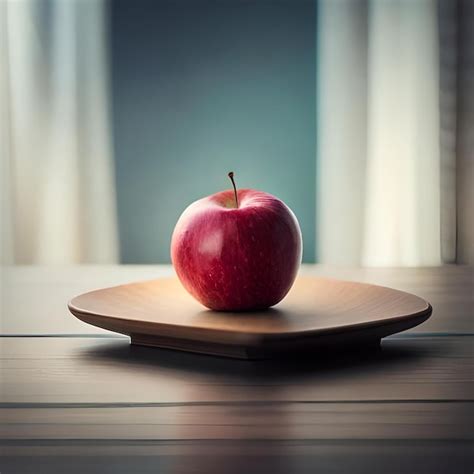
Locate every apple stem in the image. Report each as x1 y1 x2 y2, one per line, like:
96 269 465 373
227 171 239 208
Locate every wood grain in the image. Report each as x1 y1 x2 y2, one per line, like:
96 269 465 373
1 336 473 473
1 337 472 404
1 403 472 441
68 276 431 358
1 441 472 474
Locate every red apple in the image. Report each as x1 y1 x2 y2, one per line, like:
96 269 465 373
171 173 302 311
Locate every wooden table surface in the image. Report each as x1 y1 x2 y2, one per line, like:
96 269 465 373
1 265 473 473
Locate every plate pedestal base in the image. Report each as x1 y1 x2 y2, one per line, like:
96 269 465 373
130 332 382 360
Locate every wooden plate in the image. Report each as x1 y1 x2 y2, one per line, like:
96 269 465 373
68 276 432 359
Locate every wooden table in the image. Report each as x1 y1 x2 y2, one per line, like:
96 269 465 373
1 265 473 473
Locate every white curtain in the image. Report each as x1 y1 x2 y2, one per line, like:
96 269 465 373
317 0 442 266
0 0 118 264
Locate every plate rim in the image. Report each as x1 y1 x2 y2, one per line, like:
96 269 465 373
68 276 432 343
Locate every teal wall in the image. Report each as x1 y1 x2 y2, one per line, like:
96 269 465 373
111 0 316 263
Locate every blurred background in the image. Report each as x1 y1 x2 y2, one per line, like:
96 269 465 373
1 0 473 267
